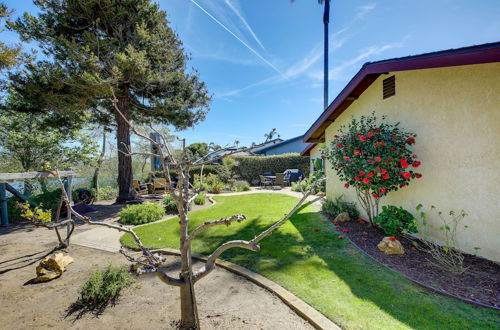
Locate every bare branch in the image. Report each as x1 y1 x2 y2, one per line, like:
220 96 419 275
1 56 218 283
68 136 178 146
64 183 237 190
187 214 246 243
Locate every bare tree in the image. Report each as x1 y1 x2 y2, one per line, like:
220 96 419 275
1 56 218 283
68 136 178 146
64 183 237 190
46 94 324 329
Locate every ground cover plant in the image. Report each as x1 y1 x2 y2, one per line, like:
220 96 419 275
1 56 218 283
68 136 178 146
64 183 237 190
119 203 165 225
121 193 499 329
67 264 134 318
321 195 359 219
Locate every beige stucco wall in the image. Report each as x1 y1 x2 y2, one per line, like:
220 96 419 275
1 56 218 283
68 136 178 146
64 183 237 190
323 62 500 262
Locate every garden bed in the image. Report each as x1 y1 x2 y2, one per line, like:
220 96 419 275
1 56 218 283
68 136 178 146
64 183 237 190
327 214 500 310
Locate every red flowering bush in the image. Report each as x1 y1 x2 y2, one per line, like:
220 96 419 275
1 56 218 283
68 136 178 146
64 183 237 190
323 112 422 225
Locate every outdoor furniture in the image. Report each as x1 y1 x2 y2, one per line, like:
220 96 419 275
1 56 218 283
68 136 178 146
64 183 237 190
259 175 273 189
284 169 305 183
274 173 288 188
149 178 167 194
133 179 148 195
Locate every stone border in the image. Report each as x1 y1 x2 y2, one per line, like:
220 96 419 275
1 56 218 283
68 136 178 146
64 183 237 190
152 248 340 330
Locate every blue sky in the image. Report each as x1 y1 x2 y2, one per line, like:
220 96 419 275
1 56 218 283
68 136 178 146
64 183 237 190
3 0 500 147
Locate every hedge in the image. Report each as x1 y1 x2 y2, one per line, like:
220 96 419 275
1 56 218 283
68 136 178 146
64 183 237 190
232 153 310 184
147 165 220 183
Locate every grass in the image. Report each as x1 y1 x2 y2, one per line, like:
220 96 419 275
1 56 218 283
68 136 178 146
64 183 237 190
121 193 500 329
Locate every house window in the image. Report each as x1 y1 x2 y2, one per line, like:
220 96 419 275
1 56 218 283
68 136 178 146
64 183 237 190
311 158 323 173
383 75 395 99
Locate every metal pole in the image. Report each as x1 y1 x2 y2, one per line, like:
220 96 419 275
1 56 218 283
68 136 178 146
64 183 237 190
0 183 8 225
323 0 330 111
64 176 73 221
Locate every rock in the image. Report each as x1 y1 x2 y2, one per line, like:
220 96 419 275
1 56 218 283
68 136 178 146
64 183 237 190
35 253 74 282
377 237 405 255
334 212 350 223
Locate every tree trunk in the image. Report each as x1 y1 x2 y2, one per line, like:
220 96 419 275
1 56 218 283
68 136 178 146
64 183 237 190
92 130 106 198
115 93 138 203
179 274 200 329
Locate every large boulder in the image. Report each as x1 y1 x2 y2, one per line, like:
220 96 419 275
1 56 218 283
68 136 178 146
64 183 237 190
377 237 404 255
334 212 350 223
35 253 74 282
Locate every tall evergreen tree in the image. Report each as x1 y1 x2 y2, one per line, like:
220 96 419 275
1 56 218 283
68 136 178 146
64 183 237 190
10 0 211 202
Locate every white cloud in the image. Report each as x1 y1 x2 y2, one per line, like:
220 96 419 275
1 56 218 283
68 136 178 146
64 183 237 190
223 0 266 51
356 3 376 20
191 0 282 75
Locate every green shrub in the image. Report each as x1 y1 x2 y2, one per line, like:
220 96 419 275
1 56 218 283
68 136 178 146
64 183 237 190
147 165 220 183
234 184 250 192
291 173 325 194
163 194 178 212
194 192 206 205
194 173 225 194
233 153 309 184
79 264 133 306
322 195 360 219
119 202 165 225
373 205 418 236
96 186 118 201
7 188 62 220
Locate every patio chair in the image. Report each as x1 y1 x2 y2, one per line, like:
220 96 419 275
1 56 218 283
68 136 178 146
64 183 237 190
133 180 148 195
149 178 167 194
274 173 288 189
259 175 273 189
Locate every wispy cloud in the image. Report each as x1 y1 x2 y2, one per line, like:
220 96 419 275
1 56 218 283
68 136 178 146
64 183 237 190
309 40 405 81
190 0 282 75
356 3 376 20
223 0 265 51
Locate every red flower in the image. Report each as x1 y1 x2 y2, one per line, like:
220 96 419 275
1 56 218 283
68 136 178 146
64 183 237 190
367 172 374 177
369 159 375 164
359 171 365 176
372 193 379 198
389 237 396 241
367 131 374 137
400 183 407 187
338 236 343 239
362 178 371 184
353 149 361 156
344 183 350 188
342 228 349 233
412 161 421 168
359 135 367 141
392 134 398 139
400 159 409 168
379 187 387 194
382 174 390 179
415 173 423 178
375 156 382 162
314 228 319 232
334 135 339 139
402 172 411 179
324 230 329 233
406 137 415 144
336 142 342 148
375 167 381 172
354 176 361 181
381 169 387 174
375 127 380 132
412 154 418 158
344 156 350 161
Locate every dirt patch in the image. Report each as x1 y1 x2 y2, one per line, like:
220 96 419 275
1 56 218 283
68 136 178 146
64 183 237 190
327 213 500 309
0 223 313 329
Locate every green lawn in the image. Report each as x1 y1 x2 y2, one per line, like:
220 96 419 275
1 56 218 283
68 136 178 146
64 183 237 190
121 193 499 329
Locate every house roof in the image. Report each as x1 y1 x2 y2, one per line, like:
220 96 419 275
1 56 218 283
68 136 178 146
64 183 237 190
255 135 305 154
304 41 500 143
300 143 316 156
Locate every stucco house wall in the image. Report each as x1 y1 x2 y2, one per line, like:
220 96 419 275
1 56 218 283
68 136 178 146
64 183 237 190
322 62 500 262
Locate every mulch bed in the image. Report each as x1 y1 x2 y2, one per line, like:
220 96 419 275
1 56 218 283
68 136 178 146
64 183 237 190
325 213 500 310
